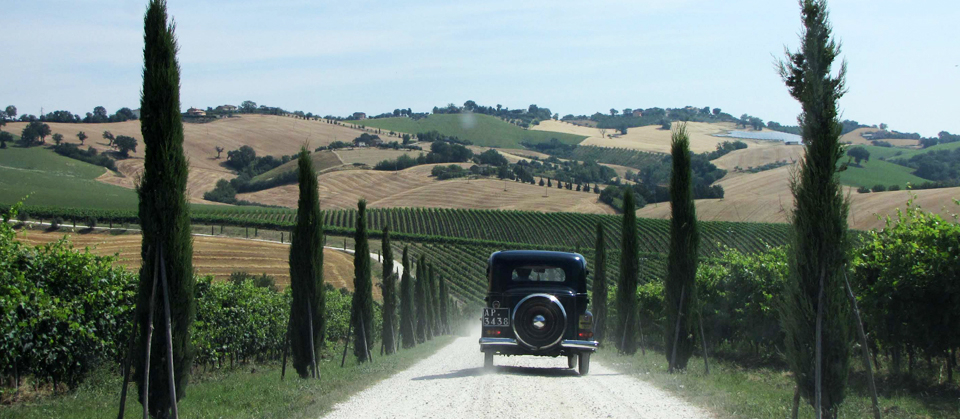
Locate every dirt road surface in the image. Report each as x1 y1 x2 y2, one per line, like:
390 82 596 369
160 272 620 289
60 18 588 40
321 331 713 419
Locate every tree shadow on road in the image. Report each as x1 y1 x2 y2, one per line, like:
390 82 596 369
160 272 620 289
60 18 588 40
412 366 584 381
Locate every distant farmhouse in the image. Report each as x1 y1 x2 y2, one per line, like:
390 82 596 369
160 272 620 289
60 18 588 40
352 112 367 120
216 104 238 112
186 107 206 116
632 109 643 117
353 133 382 147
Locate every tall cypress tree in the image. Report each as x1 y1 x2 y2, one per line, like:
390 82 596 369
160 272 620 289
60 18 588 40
288 148 325 378
591 222 608 344
399 246 416 348
351 200 374 362
438 275 449 335
381 225 396 354
134 1 195 415
779 1 851 417
666 124 699 371
615 189 639 354
414 255 427 343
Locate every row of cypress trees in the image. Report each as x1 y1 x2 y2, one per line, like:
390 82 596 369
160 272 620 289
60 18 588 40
593 2 854 417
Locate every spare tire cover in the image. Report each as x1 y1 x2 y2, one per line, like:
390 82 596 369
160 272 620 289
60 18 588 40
512 294 566 349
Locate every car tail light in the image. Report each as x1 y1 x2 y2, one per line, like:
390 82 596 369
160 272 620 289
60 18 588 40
578 331 593 339
484 329 503 337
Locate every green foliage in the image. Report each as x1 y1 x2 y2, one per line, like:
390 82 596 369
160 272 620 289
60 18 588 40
134 1 196 414
113 135 138 158
427 264 438 337
846 146 870 164
192 277 288 368
615 189 639 354
381 225 397 354
20 121 51 146
289 148 325 377
399 246 416 348
0 216 137 389
351 200 374 362
665 125 699 370
853 198 960 376
438 274 449 334
54 143 117 171
0 131 12 148
591 222 608 343
778 1 852 416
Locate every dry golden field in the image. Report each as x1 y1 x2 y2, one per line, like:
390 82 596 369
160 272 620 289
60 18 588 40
533 120 755 154
334 148 424 166
2 115 373 200
841 127 921 147
711 143 805 172
635 165 960 231
13 230 378 298
238 163 613 214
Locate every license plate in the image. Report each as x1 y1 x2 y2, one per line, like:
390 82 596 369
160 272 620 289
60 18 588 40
483 308 510 327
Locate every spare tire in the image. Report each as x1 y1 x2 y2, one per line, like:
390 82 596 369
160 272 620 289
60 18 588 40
512 294 566 350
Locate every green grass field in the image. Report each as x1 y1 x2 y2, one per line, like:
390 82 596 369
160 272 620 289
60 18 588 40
252 150 343 182
0 146 139 209
838 159 927 188
346 114 586 148
596 348 955 419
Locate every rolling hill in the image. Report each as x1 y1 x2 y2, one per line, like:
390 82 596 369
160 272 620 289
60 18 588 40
238 163 613 214
346 114 587 148
1 114 375 202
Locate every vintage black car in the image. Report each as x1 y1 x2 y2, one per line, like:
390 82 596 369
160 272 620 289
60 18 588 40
479 250 597 375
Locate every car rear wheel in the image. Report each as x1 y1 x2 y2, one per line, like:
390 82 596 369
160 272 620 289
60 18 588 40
513 294 566 350
578 353 590 375
567 355 577 369
484 352 494 369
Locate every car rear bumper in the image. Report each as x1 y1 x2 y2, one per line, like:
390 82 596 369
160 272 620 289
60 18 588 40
479 337 598 352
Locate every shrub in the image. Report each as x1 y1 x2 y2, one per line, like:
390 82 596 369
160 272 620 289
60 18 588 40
85 216 97 229
50 216 63 230
856 186 870 193
871 184 887 192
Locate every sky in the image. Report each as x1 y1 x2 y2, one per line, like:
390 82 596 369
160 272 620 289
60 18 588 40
1 0 958 136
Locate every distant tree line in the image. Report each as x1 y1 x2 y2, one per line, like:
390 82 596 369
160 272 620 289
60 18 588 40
893 147 960 182
203 145 300 204
373 141 473 171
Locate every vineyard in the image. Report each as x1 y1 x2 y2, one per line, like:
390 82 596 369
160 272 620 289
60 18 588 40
6 205 790 257
5 204 789 305
564 145 667 171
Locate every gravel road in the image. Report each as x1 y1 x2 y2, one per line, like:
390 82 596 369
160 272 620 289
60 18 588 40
321 331 713 419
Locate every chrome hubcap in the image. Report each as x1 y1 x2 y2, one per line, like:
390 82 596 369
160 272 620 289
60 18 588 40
532 315 546 330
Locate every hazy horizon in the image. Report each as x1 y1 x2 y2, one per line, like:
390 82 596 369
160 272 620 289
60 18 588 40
2 0 957 136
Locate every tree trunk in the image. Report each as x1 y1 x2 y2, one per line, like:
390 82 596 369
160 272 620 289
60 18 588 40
815 267 826 419
280 315 290 381
341 320 353 368
670 285 686 373
843 273 881 419
158 248 180 419
307 300 318 379
792 385 800 419
698 310 710 375
142 253 161 419
117 312 139 419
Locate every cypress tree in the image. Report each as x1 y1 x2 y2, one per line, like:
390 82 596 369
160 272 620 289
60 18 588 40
665 124 698 371
289 148 325 378
414 255 427 343
134 1 195 415
591 222 608 344
381 224 396 355
399 246 416 348
779 1 851 417
424 264 435 340
615 189 639 354
428 264 440 337
438 275 449 334
352 200 374 362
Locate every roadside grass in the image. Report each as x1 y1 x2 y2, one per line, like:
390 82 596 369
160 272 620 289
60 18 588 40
0 335 455 419
346 114 586 148
596 347 958 419
838 159 927 189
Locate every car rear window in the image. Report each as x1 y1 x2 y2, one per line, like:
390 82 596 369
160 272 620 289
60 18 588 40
510 266 566 282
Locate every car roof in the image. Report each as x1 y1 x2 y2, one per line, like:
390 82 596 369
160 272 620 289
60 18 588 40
488 250 586 266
